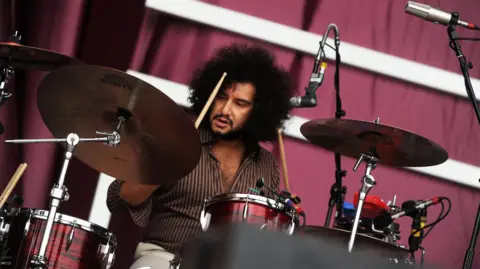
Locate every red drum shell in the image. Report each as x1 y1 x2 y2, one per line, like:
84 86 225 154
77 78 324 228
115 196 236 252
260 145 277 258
204 193 294 232
0 209 116 269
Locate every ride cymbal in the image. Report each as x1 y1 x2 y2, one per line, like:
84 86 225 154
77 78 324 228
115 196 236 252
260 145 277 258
300 118 448 167
0 42 82 71
37 65 202 185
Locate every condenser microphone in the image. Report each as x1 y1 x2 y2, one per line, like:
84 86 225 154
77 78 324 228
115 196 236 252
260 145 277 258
405 1 480 30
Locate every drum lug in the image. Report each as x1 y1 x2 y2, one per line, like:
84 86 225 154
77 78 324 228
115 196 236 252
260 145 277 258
24 213 32 237
0 217 10 242
103 252 115 269
200 199 211 231
287 218 295 235
98 233 116 269
242 195 251 221
66 220 77 251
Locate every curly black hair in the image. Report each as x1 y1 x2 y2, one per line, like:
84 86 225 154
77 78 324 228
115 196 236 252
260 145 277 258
188 44 293 142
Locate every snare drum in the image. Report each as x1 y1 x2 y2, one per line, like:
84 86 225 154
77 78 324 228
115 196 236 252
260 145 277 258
200 193 297 234
0 208 116 269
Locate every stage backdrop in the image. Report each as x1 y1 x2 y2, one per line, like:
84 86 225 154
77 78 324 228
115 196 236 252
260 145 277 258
0 1 479 269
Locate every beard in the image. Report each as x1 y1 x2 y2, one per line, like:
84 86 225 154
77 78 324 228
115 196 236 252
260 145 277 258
210 114 249 141
215 128 246 140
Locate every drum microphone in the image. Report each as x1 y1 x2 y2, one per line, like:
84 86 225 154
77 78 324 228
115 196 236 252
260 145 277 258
373 197 443 229
255 178 305 216
279 190 305 216
405 1 480 30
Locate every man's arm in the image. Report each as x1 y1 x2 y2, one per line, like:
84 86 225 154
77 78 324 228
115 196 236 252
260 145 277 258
106 179 160 227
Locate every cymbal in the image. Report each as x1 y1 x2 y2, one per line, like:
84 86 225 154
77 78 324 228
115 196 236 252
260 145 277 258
298 226 410 259
37 65 202 185
0 42 82 71
300 118 448 167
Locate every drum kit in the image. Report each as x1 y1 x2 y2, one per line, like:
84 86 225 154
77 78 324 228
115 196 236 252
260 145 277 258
0 31 452 269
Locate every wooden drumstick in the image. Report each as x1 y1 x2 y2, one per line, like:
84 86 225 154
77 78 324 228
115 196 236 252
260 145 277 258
277 128 290 192
0 163 27 209
194 72 227 129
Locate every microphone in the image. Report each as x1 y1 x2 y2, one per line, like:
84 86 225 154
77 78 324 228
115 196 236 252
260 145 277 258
289 62 326 108
279 190 305 216
256 178 305 216
374 197 442 229
405 1 480 30
290 24 340 108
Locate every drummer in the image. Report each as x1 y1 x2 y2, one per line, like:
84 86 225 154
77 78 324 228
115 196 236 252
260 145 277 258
106 44 294 269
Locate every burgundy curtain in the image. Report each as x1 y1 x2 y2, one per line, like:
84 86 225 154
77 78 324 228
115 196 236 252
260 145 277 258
1 1 479 269
0 0 146 266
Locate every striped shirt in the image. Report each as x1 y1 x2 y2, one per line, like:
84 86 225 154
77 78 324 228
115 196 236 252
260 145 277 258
106 128 280 254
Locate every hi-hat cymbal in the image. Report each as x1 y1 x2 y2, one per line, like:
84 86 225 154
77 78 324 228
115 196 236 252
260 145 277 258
0 42 82 71
37 65 202 185
300 118 448 167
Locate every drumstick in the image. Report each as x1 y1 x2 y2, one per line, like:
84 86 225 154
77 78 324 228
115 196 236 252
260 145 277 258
194 72 227 129
277 128 290 192
0 163 27 209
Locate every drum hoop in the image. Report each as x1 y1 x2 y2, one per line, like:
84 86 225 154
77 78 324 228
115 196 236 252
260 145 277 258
14 208 117 244
205 193 284 210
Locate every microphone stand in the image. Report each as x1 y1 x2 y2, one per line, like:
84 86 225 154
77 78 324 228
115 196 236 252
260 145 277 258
323 24 347 228
447 12 480 269
447 13 480 124
462 203 480 269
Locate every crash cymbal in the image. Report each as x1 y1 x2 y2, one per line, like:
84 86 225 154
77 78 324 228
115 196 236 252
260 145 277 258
300 118 448 167
37 65 202 185
0 42 82 71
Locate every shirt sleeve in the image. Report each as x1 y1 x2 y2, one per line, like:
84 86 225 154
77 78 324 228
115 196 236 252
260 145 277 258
106 179 152 227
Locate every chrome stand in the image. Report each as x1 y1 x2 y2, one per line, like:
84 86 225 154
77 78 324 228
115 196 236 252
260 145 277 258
0 60 14 136
0 31 22 135
5 131 120 268
348 153 378 253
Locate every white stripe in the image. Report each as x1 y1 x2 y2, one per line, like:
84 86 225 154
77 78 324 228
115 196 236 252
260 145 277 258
126 69 480 190
88 173 115 228
145 0 480 100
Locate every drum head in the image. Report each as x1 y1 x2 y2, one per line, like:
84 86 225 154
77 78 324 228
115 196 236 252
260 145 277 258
299 226 410 259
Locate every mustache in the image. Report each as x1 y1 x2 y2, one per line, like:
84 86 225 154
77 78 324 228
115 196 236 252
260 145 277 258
213 114 233 126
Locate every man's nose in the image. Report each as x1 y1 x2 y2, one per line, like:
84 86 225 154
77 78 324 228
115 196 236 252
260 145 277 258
221 100 233 115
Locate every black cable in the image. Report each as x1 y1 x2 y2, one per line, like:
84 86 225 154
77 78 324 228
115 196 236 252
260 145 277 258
408 197 451 243
423 200 445 238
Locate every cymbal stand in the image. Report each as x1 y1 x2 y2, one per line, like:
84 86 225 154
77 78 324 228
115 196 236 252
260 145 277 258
5 131 120 268
347 153 378 253
0 64 13 135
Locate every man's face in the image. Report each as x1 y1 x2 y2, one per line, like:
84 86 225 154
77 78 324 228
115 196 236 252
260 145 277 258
209 82 256 137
